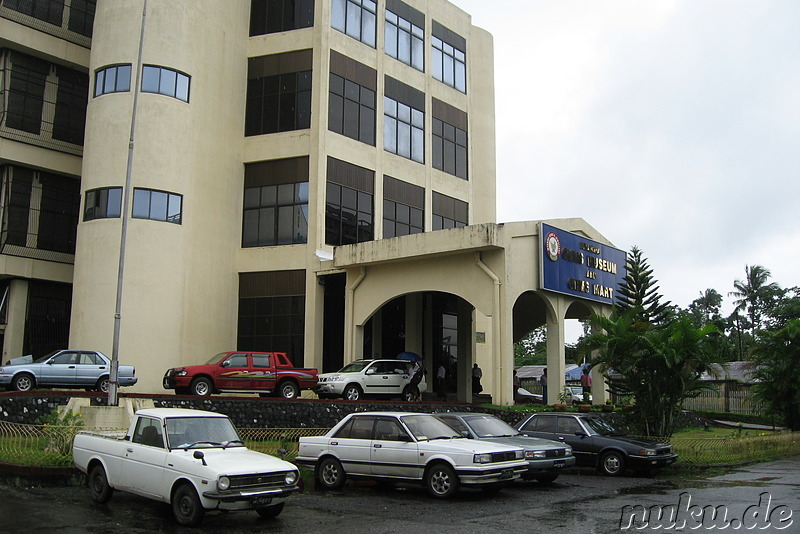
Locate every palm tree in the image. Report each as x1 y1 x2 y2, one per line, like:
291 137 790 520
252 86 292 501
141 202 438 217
729 265 781 333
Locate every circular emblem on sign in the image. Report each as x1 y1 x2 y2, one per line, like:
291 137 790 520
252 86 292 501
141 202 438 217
545 232 561 261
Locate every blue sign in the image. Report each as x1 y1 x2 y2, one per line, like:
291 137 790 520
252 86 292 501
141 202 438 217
540 223 627 305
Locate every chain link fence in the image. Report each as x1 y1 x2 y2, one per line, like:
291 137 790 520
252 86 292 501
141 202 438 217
668 432 800 467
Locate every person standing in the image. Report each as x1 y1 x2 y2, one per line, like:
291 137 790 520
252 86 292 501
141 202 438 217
541 368 548 404
437 362 447 400
472 363 483 394
580 367 592 403
513 369 521 404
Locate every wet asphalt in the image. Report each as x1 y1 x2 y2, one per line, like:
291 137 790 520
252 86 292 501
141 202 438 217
1 459 798 533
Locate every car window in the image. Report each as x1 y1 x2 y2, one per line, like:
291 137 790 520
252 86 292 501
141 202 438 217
557 416 582 435
436 415 469 435
51 352 78 365
465 416 518 438
374 418 410 441
401 415 460 441
224 353 248 367
339 361 370 373
524 415 556 433
132 417 164 448
78 353 102 365
333 416 374 439
252 354 271 367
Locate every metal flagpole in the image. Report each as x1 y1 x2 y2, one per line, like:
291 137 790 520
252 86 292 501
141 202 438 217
109 0 148 406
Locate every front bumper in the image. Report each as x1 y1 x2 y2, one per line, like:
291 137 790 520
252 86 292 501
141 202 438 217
202 485 300 510
455 462 529 485
314 382 345 395
627 453 678 469
163 372 191 390
524 455 577 474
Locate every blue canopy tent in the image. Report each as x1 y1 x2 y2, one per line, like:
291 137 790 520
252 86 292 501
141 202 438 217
396 351 422 362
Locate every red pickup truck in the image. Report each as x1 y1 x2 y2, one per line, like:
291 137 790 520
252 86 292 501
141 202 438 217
162 352 318 398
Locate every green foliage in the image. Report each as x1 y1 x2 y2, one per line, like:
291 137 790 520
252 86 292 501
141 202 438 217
36 409 84 427
615 246 672 325
583 307 720 438
729 265 781 334
750 319 800 430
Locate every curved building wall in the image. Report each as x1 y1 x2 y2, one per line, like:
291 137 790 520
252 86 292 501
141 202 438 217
71 0 249 390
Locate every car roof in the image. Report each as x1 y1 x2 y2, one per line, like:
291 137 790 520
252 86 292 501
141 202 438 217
433 412 498 418
135 408 227 419
353 359 412 363
346 411 427 417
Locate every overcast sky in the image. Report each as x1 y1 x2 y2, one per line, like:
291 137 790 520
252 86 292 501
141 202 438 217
450 0 799 317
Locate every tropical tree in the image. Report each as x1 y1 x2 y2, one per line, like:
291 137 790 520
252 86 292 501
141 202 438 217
751 319 800 430
615 246 672 325
583 309 718 437
514 326 547 366
688 289 723 326
729 265 781 334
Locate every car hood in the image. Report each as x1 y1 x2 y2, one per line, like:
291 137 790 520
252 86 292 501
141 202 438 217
476 435 567 451
593 434 669 448
170 447 297 476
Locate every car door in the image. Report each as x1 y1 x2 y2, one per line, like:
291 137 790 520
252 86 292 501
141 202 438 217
215 352 250 390
328 416 374 476
554 416 596 465
75 351 108 387
363 361 404 396
121 416 168 498
37 351 79 386
370 416 421 479
250 353 277 392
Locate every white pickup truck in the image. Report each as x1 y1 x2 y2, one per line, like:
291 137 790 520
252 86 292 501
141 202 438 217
72 408 300 526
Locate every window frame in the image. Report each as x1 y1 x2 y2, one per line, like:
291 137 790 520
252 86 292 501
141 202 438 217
84 186 122 221
331 0 377 48
141 65 191 102
94 64 132 97
131 187 183 224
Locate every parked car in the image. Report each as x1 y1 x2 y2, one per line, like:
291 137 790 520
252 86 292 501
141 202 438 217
163 351 318 398
432 412 575 482
565 386 591 404
73 408 299 526
296 412 528 498
315 359 427 401
515 412 677 476
0 350 137 392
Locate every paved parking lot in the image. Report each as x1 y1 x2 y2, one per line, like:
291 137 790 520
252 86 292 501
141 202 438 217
2 459 798 533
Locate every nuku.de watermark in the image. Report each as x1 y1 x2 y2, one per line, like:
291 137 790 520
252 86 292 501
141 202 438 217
619 492 793 530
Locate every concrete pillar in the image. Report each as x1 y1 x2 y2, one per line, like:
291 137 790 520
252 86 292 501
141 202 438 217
371 308 383 359
456 299 472 402
546 312 566 404
404 293 423 355
3 280 29 363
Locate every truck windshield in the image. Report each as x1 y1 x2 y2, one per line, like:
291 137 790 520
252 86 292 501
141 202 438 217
166 416 243 449
205 352 230 365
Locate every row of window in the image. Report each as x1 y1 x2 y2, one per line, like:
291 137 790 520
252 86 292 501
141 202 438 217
83 187 182 225
94 64 190 102
331 0 467 93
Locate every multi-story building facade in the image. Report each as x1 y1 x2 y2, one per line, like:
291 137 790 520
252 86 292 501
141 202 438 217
1 0 620 404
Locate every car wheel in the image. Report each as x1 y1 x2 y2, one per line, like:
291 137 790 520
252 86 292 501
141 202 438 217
342 384 362 401
599 451 626 476
402 386 418 402
535 473 559 483
190 377 213 396
12 373 34 392
88 464 113 504
256 502 285 519
316 457 346 490
425 463 459 498
277 380 299 399
172 483 205 527
95 377 110 393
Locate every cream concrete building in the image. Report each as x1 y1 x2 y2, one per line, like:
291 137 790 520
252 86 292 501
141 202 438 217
1 0 622 404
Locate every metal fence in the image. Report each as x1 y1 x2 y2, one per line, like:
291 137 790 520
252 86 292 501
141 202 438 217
0 421 329 467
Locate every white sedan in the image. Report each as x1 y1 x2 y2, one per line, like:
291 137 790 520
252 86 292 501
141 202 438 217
296 412 528 498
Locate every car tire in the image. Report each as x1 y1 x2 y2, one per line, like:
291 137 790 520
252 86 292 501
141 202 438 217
95 377 110 393
256 502 285 519
277 380 299 399
190 377 213 396
12 373 34 392
599 450 626 476
425 463 459 499
88 464 113 504
172 483 205 527
316 456 346 490
342 384 362 401
402 386 418 402
535 473 559 483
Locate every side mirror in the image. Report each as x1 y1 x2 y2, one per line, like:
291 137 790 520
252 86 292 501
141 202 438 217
460 430 470 438
193 450 207 466
575 430 587 437
221 360 230 368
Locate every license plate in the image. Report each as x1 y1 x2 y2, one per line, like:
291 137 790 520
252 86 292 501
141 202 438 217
252 496 272 507
499 469 513 480
554 460 566 468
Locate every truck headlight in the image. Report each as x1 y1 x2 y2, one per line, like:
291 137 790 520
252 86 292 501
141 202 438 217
285 471 298 485
473 453 492 464
217 476 230 491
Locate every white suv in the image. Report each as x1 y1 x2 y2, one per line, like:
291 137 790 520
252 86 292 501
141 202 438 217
315 359 427 401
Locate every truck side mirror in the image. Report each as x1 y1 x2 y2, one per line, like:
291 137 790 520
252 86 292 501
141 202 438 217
193 450 207 466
